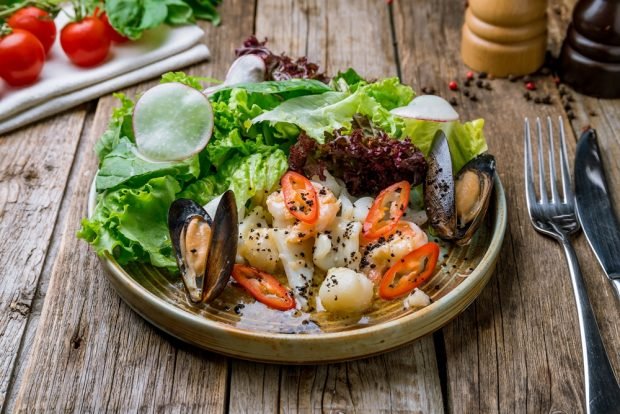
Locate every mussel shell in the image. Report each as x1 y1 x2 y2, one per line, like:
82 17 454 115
454 153 496 246
424 130 457 239
168 199 213 302
168 193 238 304
202 190 238 303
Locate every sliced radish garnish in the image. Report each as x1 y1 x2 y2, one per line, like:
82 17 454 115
225 54 266 85
204 54 266 95
391 95 459 122
133 83 214 162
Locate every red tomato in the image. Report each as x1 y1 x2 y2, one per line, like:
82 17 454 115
232 264 296 311
100 12 129 43
379 242 440 300
363 181 411 240
60 17 111 67
0 29 45 87
7 6 56 54
281 171 319 224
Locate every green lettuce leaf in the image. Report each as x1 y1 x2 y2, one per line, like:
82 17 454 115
402 118 488 172
178 174 223 205
212 79 332 102
180 149 288 211
95 93 135 162
330 68 366 92
252 78 413 143
78 176 181 270
160 71 221 90
96 138 200 191
224 150 289 210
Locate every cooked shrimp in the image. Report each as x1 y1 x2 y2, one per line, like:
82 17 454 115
360 220 428 282
266 183 340 243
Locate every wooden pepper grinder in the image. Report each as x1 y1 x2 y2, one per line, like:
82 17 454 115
461 0 548 77
559 0 620 98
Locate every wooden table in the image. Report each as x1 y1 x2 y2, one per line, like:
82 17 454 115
1 0 619 412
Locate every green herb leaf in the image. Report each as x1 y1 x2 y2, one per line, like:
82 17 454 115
104 0 221 40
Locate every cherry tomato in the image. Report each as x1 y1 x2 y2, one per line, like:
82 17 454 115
100 12 129 43
281 171 319 224
0 29 45 87
232 264 296 311
7 6 56 54
60 17 110 67
379 242 440 300
363 181 411 240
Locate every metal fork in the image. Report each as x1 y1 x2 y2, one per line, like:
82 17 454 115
524 117 620 414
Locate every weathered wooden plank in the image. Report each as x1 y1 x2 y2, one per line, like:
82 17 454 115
394 0 620 413
2 105 97 414
277 340 444 414
0 106 90 410
229 1 443 413
12 1 254 411
547 0 620 385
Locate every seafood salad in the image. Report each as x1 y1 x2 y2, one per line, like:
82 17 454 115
79 37 495 323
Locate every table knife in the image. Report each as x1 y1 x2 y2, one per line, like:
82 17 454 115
574 128 620 301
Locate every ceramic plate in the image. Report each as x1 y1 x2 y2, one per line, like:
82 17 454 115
90 175 507 364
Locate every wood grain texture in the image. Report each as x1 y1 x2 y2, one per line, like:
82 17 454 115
226 1 443 413
0 108 89 410
547 0 620 387
12 2 254 411
2 105 97 414
394 0 620 413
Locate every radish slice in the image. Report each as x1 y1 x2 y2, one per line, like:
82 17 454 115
391 95 459 122
204 54 266 95
133 83 214 162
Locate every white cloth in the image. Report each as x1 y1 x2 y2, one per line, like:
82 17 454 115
0 10 210 135
0 44 210 135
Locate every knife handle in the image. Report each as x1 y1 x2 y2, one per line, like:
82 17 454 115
560 238 620 413
612 278 620 303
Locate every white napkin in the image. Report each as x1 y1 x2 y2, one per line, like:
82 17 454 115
0 44 210 135
0 9 210 135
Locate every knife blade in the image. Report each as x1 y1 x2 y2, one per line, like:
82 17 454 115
574 128 620 301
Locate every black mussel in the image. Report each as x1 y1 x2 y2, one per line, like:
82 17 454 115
423 130 496 245
454 154 495 245
424 130 456 239
168 191 238 303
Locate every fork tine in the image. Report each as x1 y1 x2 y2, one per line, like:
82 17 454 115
558 116 573 202
524 118 537 206
547 117 560 203
536 118 548 203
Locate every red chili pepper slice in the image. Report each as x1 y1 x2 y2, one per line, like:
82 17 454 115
379 242 440 300
363 181 410 240
232 264 296 311
281 171 319 224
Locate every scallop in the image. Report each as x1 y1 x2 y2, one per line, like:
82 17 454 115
318 268 374 313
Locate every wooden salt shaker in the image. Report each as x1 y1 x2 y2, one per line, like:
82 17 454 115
461 0 548 77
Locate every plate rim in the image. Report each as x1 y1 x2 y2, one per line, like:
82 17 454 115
89 173 507 359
